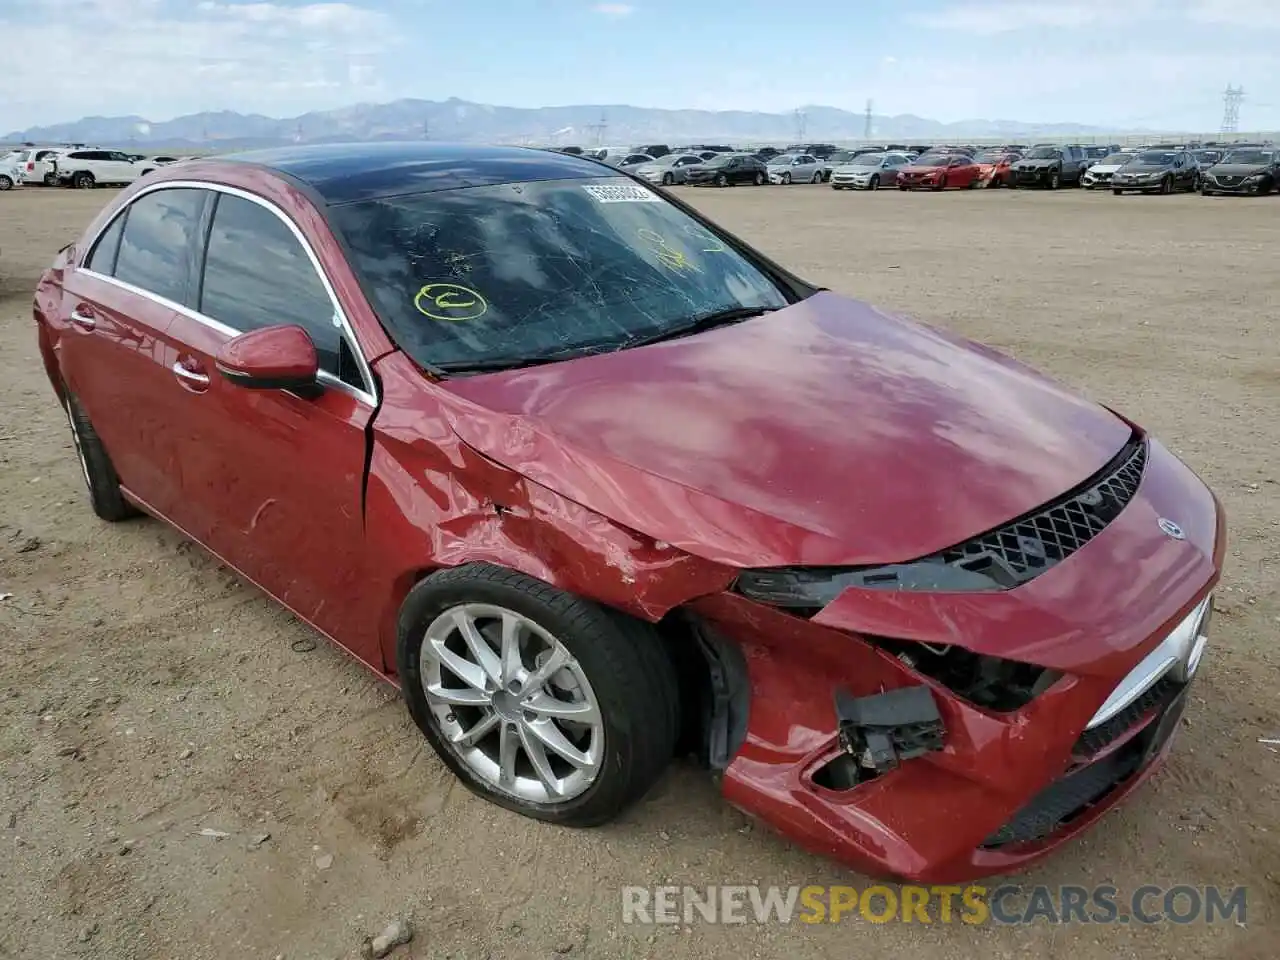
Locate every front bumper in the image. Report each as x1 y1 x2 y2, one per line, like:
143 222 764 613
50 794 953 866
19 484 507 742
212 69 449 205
1013 168 1056 185
692 436 1223 882
1202 177 1267 194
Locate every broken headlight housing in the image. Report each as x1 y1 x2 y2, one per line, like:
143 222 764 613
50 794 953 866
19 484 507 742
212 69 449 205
864 635 1060 712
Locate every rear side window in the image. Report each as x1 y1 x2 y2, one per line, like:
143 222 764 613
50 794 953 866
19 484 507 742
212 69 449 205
114 188 207 304
198 193 341 373
86 212 126 274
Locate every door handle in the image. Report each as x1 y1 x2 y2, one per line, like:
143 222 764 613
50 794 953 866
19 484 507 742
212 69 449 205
172 361 210 388
70 305 96 330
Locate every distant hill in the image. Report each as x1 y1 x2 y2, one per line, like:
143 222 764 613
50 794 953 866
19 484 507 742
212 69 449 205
2 98 1133 150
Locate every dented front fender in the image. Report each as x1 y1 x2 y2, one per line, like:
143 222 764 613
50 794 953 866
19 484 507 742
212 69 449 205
365 353 737 674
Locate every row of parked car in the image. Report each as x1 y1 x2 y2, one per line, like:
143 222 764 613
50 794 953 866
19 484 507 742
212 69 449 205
0 145 192 190
562 139 1280 197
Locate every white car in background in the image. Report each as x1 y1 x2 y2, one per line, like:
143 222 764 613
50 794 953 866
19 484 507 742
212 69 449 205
9 147 61 185
0 152 25 190
51 148 159 188
1081 151 1137 189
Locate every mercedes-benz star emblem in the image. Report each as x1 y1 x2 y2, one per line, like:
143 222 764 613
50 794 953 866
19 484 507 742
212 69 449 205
1158 518 1185 540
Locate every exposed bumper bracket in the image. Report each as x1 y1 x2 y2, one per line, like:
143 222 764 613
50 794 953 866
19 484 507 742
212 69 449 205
835 686 945 776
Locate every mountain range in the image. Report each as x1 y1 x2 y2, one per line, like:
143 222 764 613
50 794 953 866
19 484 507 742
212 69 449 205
2 98 1132 150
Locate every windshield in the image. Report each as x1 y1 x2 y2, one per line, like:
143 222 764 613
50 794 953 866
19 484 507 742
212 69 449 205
1025 147 1061 159
1099 153 1131 165
703 154 735 166
849 153 885 166
769 154 798 164
1135 152 1176 164
912 153 949 165
826 152 855 164
330 178 790 371
1222 150 1271 165
974 150 1011 162
649 154 686 166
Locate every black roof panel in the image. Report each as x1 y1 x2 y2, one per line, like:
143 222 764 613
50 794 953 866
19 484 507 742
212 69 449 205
222 142 615 205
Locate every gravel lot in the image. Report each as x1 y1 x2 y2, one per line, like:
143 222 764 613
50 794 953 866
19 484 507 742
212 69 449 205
1 183 1276 960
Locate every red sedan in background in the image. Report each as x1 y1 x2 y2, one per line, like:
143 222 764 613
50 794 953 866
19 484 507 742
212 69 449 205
33 143 1224 882
973 148 1023 187
897 151 984 190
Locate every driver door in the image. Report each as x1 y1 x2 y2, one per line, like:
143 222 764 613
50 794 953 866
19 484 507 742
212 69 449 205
159 187 380 658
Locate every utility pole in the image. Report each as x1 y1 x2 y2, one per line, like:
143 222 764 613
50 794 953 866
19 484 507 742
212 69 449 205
1220 85 1244 135
864 99 873 140
422 119 430 140
794 107 807 142
585 111 608 147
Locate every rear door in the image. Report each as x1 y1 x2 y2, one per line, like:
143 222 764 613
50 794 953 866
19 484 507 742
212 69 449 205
56 187 210 514
158 187 378 656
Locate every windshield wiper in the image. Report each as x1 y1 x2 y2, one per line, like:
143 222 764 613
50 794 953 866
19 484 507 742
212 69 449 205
434 306 780 375
621 306 778 348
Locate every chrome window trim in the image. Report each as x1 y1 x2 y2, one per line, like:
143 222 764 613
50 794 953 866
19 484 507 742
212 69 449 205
77 179 378 407
1084 595 1212 729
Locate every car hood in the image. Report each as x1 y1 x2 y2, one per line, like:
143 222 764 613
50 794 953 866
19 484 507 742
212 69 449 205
1117 163 1172 174
901 163 946 172
1014 158 1060 167
834 164 878 173
1208 162 1270 176
436 292 1132 570
1088 163 1128 174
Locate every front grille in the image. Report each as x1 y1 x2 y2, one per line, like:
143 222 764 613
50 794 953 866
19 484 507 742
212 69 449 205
934 436 1146 586
1075 674 1182 756
1216 176 1241 185
1093 171 1113 181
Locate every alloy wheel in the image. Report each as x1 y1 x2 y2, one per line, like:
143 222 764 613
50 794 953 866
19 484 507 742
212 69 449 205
419 603 604 805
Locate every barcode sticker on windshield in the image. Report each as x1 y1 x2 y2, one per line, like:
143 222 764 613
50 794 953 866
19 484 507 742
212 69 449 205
582 184 662 203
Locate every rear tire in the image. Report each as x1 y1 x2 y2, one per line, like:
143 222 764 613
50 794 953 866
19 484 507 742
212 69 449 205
1113 189 1123 195
753 171 765 185
715 173 728 187
64 391 139 522
396 564 680 827
0 175 12 191
73 172 94 189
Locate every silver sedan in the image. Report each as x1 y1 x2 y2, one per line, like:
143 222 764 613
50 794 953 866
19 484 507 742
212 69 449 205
633 153 705 186
766 154 824 184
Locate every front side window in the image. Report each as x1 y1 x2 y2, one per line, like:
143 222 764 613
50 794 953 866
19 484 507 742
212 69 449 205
113 188 207 304
198 193 341 373
86 212 126 274
330 177 791 372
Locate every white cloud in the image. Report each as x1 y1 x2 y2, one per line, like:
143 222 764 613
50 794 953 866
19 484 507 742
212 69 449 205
591 3 635 16
1 0 394 132
1187 0 1280 29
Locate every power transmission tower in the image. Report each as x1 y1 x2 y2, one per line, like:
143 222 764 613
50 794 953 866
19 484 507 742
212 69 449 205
586 111 608 147
864 99 873 140
1220 85 1244 135
794 108 807 142
422 119 430 140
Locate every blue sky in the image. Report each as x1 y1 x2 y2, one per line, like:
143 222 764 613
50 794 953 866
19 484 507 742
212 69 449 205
3 0 1278 133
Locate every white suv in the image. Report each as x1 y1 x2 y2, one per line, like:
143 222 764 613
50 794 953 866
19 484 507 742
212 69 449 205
52 149 158 188
11 147 62 185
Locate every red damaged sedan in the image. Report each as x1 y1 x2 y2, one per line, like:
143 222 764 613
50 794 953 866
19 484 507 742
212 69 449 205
972 148 1022 187
896 150 983 190
34 144 1223 882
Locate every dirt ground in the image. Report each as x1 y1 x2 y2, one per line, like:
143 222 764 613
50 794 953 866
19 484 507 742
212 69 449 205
1 183 1276 960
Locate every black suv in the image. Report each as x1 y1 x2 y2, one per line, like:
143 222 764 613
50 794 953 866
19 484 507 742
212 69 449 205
1010 144 1089 188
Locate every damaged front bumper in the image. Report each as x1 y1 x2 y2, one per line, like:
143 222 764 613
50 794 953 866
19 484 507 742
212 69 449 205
682 437 1223 883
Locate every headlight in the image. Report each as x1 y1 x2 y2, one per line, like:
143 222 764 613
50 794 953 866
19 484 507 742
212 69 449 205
1244 174 1263 183
865 636 1060 712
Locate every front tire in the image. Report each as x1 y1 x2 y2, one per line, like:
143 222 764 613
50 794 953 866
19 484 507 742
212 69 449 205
812 170 823 184
781 172 792 185
715 173 728 187
1160 175 1173 194
73 172 94 189
1049 170 1061 189
396 564 680 827
64 392 138 522
869 174 880 191
662 173 674 186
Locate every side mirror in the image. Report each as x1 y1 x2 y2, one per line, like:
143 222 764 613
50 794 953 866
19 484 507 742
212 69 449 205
215 324 320 394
